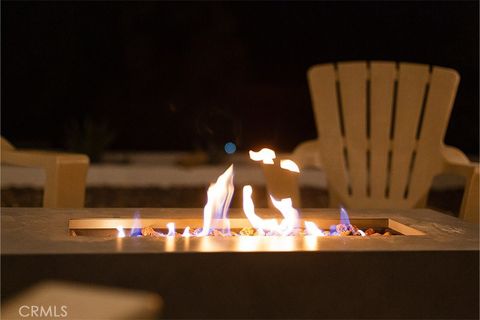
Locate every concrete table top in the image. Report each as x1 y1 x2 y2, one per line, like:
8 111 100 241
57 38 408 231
2 207 478 254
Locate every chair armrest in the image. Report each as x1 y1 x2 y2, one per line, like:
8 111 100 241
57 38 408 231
1 149 89 208
442 145 472 174
441 145 479 222
2 149 88 168
1 137 14 150
291 139 323 169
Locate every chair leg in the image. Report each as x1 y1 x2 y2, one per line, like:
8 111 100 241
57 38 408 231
328 189 342 208
263 164 301 209
415 193 429 209
43 161 89 208
459 167 479 223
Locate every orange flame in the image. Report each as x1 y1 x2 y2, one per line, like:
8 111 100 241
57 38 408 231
249 148 276 164
116 226 126 238
280 159 300 173
166 222 176 237
270 196 299 236
243 185 299 236
242 185 280 232
304 221 325 236
182 226 191 237
198 165 234 236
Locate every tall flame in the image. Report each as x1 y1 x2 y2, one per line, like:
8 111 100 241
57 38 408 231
242 185 279 232
197 165 234 236
280 159 300 173
242 185 299 236
249 148 276 164
270 196 299 236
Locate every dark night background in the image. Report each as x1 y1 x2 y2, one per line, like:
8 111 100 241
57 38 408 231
2 1 478 156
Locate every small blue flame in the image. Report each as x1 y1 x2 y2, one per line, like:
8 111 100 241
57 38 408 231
340 207 350 225
193 228 204 236
130 211 142 237
330 225 338 236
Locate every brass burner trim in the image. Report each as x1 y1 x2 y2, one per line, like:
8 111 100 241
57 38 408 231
69 217 426 236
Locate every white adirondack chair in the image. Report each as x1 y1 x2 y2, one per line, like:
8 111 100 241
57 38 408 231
267 61 479 223
1 136 89 208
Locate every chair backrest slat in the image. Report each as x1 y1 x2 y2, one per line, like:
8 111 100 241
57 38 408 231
308 64 350 196
337 62 368 198
370 62 396 199
408 67 460 203
389 63 430 201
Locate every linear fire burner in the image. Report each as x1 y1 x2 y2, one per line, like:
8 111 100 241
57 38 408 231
69 217 425 237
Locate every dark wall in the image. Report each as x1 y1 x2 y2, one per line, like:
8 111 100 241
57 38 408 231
2 2 478 154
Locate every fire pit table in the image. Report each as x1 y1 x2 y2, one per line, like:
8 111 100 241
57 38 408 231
1 207 478 319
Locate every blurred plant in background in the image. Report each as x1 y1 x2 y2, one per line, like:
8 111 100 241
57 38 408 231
65 118 115 163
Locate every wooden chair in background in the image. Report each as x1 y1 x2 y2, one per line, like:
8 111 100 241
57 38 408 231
265 61 479 223
1 136 89 208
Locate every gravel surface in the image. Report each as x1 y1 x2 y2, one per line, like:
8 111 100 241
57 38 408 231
1 187 463 217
